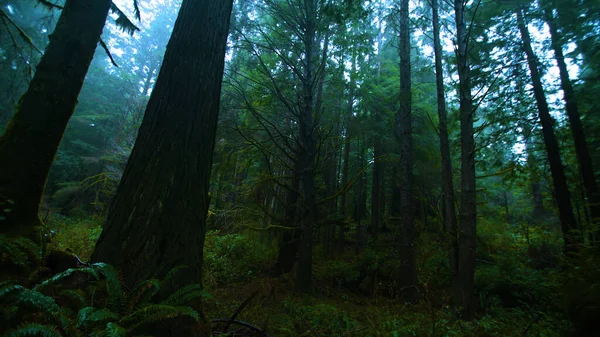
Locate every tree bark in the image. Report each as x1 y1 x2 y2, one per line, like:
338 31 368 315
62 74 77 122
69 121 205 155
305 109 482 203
296 0 318 293
517 8 581 253
543 5 600 231
397 0 418 303
371 136 382 237
0 0 111 236
91 1 233 335
454 0 477 319
432 0 459 303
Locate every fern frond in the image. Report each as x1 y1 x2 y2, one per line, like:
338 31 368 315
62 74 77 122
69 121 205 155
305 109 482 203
109 3 140 36
0 282 23 298
0 234 40 266
105 322 127 337
129 278 160 309
119 305 200 331
161 265 190 285
14 288 70 326
34 267 99 292
77 307 119 329
92 263 124 310
161 284 212 306
59 289 87 308
6 323 62 337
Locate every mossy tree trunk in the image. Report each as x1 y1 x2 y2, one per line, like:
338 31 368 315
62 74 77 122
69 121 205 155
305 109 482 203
0 0 111 236
91 0 233 335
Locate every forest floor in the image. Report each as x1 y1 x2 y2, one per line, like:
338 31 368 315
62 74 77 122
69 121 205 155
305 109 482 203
45 214 588 337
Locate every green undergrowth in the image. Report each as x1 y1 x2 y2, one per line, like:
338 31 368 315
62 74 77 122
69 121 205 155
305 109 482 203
16 216 597 336
46 214 103 261
0 236 211 336
201 219 579 336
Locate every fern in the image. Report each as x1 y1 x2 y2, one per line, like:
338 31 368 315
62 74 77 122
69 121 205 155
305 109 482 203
161 283 212 306
92 263 124 310
58 289 87 308
161 265 190 285
0 281 22 298
77 307 119 329
105 322 127 337
34 266 100 292
6 323 62 337
128 278 160 310
0 234 41 267
119 304 200 332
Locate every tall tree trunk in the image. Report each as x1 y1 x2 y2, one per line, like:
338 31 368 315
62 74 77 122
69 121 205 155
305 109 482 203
543 5 600 231
517 8 581 253
274 165 301 274
296 0 318 293
371 136 382 237
454 0 477 319
355 137 366 250
91 1 233 335
0 0 111 236
397 0 418 303
432 0 459 302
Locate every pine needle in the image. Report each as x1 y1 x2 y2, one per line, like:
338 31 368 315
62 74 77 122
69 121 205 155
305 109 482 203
110 3 140 36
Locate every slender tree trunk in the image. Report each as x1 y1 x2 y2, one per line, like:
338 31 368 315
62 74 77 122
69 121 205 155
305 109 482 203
296 0 318 293
91 1 233 335
0 0 111 236
454 0 477 319
517 8 581 253
397 0 418 303
274 166 301 274
355 137 366 250
372 136 382 237
432 0 459 302
544 6 600 231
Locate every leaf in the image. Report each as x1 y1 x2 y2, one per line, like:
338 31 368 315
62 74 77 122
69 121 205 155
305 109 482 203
105 322 127 337
161 284 213 306
119 305 200 331
34 267 100 292
6 323 62 337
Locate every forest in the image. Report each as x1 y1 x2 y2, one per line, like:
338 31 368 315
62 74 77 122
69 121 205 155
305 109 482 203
0 0 599 336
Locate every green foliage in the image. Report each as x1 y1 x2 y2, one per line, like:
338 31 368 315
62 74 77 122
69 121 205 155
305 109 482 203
560 246 600 336
46 215 102 261
279 299 359 336
0 258 210 336
0 234 44 268
204 230 276 286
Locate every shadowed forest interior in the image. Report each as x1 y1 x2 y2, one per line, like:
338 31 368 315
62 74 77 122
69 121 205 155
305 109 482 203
0 0 599 336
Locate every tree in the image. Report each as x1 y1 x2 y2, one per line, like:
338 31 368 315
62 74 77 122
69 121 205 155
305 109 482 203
454 0 477 319
0 0 112 236
396 0 418 303
431 0 459 302
516 6 581 252
91 0 233 334
541 0 600 232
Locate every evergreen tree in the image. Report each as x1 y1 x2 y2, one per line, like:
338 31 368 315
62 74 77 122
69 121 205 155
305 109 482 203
92 1 233 334
0 0 112 236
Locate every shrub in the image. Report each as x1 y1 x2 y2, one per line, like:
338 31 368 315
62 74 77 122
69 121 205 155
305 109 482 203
203 230 276 287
